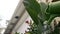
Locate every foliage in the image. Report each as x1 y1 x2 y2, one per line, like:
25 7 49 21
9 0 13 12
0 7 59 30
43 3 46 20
23 0 60 34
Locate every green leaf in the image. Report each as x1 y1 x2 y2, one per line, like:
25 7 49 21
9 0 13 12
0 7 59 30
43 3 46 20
23 0 41 24
46 1 60 14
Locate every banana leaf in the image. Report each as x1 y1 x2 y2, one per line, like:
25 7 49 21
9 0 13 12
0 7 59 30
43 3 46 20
23 0 41 24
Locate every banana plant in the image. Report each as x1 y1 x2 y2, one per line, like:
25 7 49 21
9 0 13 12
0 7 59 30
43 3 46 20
23 0 60 34
23 0 44 34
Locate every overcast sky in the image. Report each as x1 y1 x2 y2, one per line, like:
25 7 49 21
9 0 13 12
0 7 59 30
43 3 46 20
0 0 20 28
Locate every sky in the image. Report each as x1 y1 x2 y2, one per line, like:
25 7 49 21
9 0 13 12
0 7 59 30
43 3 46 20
0 0 20 33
